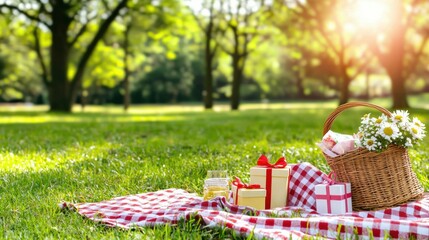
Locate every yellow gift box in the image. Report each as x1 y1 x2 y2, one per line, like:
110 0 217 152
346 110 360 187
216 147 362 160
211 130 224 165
249 155 290 209
231 177 266 210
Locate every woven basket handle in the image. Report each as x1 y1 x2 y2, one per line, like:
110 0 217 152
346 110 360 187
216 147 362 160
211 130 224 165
323 101 392 135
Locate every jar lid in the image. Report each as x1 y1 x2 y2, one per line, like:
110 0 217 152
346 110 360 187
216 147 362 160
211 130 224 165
204 178 229 186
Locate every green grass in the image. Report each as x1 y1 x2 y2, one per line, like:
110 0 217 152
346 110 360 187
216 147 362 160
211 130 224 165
0 99 428 239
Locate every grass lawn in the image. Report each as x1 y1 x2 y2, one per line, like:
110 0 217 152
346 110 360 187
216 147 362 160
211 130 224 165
1 99 428 239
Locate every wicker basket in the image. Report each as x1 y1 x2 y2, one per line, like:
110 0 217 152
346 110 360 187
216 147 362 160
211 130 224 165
323 102 424 210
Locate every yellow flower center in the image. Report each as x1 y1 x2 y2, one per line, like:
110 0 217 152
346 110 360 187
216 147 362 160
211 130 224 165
383 127 393 136
376 118 383 124
412 128 418 134
415 122 421 127
395 115 403 121
367 139 374 146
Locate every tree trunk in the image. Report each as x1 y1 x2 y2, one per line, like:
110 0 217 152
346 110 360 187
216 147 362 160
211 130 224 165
230 55 242 110
48 82 72 112
123 71 130 111
203 62 214 109
385 34 409 109
338 78 350 105
49 1 71 112
203 18 215 110
369 2 409 109
123 23 131 111
204 32 214 109
47 0 127 112
338 69 351 105
230 25 242 111
387 33 409 109
81 89 87 112
296 69 305 99
365 70 370 100
338 51 350 105
389 70 409 109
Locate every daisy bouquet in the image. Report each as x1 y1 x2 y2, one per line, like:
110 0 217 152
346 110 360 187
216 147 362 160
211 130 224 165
357 110 426 152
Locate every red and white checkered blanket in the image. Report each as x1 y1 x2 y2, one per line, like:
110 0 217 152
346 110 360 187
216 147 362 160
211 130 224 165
61 163 429 239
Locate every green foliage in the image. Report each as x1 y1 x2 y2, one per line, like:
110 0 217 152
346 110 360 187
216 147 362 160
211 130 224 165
1 0 429 107
85 42 125 88
131 45 199 103
0 100 428 238
0 17 43 102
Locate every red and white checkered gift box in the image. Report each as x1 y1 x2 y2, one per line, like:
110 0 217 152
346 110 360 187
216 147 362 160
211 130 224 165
61 163 429 239
315 181 352 214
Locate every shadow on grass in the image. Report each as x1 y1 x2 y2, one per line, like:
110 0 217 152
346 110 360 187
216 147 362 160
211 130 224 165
0 138 255 239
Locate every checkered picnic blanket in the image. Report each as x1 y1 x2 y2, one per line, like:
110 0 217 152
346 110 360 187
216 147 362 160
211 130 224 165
61 163 429 239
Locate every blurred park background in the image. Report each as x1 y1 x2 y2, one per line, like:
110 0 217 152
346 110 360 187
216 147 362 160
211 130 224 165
1 0 429 112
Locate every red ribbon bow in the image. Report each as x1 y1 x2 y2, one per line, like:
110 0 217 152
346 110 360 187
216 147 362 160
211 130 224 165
232 177 261 189
232 176 261 205
327 171 338 185
316 171 352 213
257 155 287 168
255 155 288 209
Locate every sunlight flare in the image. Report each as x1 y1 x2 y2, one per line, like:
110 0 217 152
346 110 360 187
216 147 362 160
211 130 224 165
351 0 389 27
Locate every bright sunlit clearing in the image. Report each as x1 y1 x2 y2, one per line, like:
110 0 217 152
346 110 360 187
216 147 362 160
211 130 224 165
352 0 388 27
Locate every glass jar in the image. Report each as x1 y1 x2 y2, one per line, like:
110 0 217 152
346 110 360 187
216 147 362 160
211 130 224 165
203 170 229 201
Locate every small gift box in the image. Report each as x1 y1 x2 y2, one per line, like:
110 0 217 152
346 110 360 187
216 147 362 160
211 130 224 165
231 177 266 210
249 155 290 209
315 173 352 214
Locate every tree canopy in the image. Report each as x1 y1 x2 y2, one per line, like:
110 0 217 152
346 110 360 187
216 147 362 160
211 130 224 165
1 0 429 111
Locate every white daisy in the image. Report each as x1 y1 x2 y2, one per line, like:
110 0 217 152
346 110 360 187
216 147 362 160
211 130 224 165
355 138 362 148
409 125 425 140
378 122 400 141
361 114 371 125
391 110 410 124
412 117 426 130
364 136 378 151
405 138 413 148
372 115 388 126
354 133 363 147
